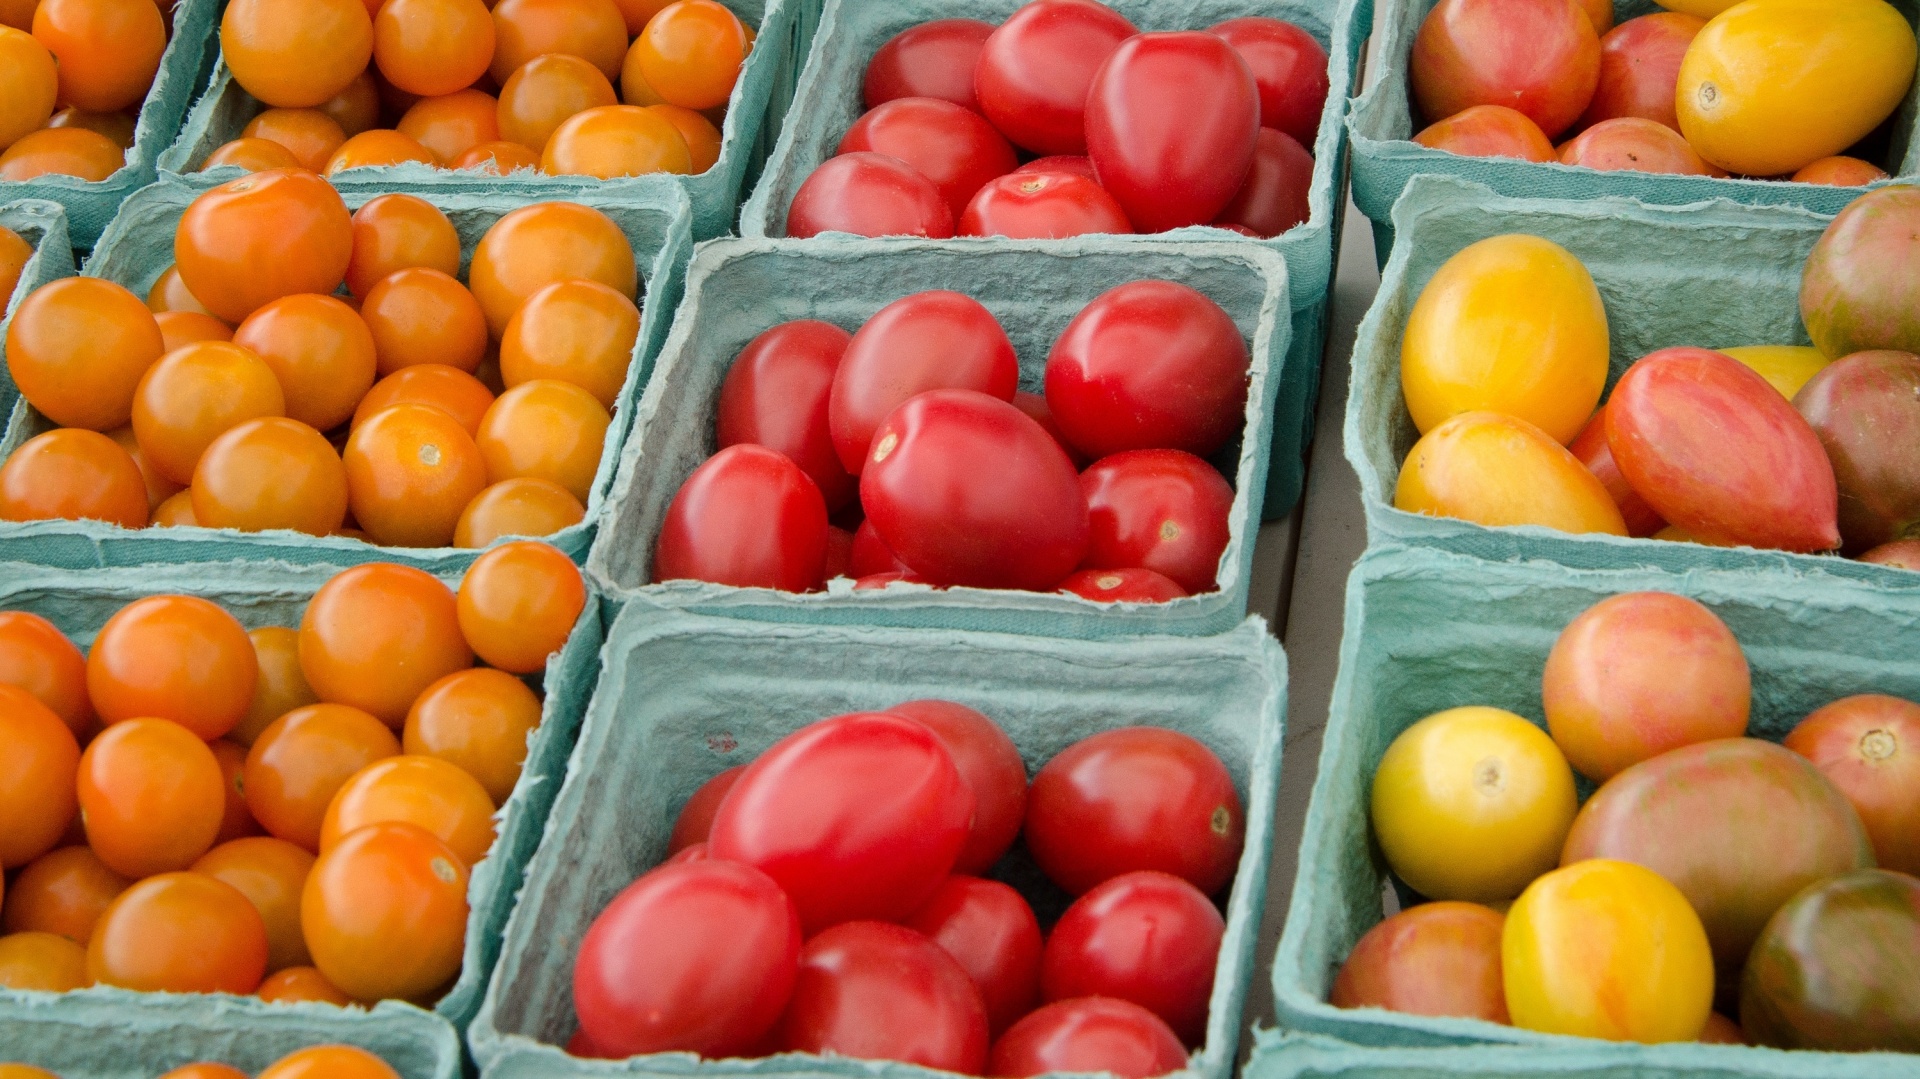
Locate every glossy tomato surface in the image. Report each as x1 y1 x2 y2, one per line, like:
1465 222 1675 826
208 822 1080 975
776 920 990 1072
905 875 1043 1035
654 445 829 592
1409 0 1601 139
887 699 1027 874
1208 17 1329 145
838 97 1017 219
1080 449 1233 594
788 153 955 239
864 19 996 111
1567 406 1665 537
715 320 856 512
959 172 1132 239
973 0 1137 155
1040 870 1224 1045
1058 568 1188 603
989 996 1189 1079
1213 128 1313 238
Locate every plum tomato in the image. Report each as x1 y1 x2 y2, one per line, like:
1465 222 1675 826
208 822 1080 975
654 444 829 591
573 860 801 1058
990 996 1189 1079
1085 32 1261 234
666 765 743 855
864 19 996 112
959 172 1133 239
787 153 955 239
887 699 1027 874
1567 407 1666 537
1212 128 1312 238
1409 0 1601 139
849 518 912 577
1040 870 1223 1045
776 920 990 1073
859 389 1089 591
1013 155 1099 181
973 0 1138 156
838 97 1018 219
1207 18 1329 146
1012 390 1088 467
1044 281 1249 460
905 875 1043 1035
1330 902 1509 1022
707 711 974 932
1413 104 1556 161
1080 450 1232 596
715 320 857 512
1058 568 1188 603
1026 727 1242 897
830 291 1019 475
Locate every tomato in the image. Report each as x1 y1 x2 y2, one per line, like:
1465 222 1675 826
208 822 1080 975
1794 156 1889 186
1045 281 1249 460
245 703 400 850
0 429 148 529
1559 117 1720 175
1579 13 1702 132
708 712 973 932
1503 859 1714 1041
454 477 585 546
233 627 318 747
647 104 722 172
0 615 88 738
777 920 989 1072
1413 104 1555 161
6 275 164 430
47 107 136 150
1013 156 1098 180
787 152 955 239
1370 707 1577 903
403 669 541 805
222 0 372 108
343 404 489 547
1010 390 1087 467
2 846 127 941
849 519 911 577
0 930 90 991
1041 871 1222 1044
319 755 497 866
495 54 611 154
0 126 123 180
175 170 354 324
321 72 382 137
300 563 474 727
326 129 440 173
159 1065 248 1079
398 90 502 164
488 0 627 84
1801 186 1920 359
356 364 495 437
76 717 224 877
87 596 253 743
1409 0 1600 139
360 268 489 377
1079 450 1232 595
1785 695 1920 876
885 700 1025 875
232 293 379 433
716 319 856 512
1741 868 1920 1052
243 109 348 172
473 379 610 502
1397 412 1629 535
864 19 993 112
831 291 1018 474
975 0 1137 156
373 0 494 97
666 766 742 855
256 964 353 1005
574 860 801 1056
469 202 636 338
209 739 265 844
154 311 236 354
629 0 747 110
0 689 77 869
839 98 1017 219
1795 350 1920 553
1213 128 1312 238
959 172 1132 239
202 137 303 173
0 224 31 307
990 996 1188 1079
456 539 585 673
1567 407 1664 537
542 103 694 178
654 444 829 591
345 194 461 301
905 876 1042 1034
88 872 269 994
32 0 165 112
1058 568 1186 603
301 820 470 1002
1208 18 1329 146
131 341 287 486
192 836 316 973
0 27 56 152
499 279 639 409
1330 901 1508 1021
258 1046 401 1079
191 417 351 536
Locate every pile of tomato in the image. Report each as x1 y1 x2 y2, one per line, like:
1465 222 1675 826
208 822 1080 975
0 1044 405 1079
0 0 171 183
0 170 644 549
206 0 749 177
0 541 584 1009
785 0 1328 240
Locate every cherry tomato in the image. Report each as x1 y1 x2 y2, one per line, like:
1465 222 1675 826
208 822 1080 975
0 930 90 992
654 444 829 591
231 293 379 434
245 703 400 851
838 98 1017 219
77 717 227 878
190 417 351 537
1012 390 1088 466
174 169 354 325
498 52 618 150
715 319 856 512
87 871 269 994
454 478 585 547
1041 870 1222 1044
776 920 989 1072
1079 450 1233 594
666 765 742 855
1214 128 1313 238
1409 0 1600 140
0 688 78 868
354 364 496 437
474 379 610 503
1058 568 1188 604
1208 18 1330 145
831 291 1019 474
974 0 1138 156
960 172 1132 239
242 108 348 172
1026 727 1243 896
0 27 56 151
787 152 954 239
5 275 164 431
707 711 974 932
628 0 747 111
256 964 353 1005
1014 156 1099 179
499 279 640 408
864 19 994 112
468 201 635 339
403 668 543 805
905 875 1042 1035
1044 281 1249 460
573 860 801 1057
360 266 490 376
1 846 128 941
301 820 469 1002
0 611 92 736
373 0 495 97
209 739 265 844
488 0 627 84
221 0 372 109
541 103 694 178
849 519 912 577
456 539 587 674
299 563 474 727
989 996 1189 1078
318 755 497 866
0 127 122 181
192 836 316 974
32 0 165 112
861 390 1089 591
132 341 288 486
87 594 258 739
258 1046 400 1079
887 699 1026 875
345 194 461 301
202 137 303 173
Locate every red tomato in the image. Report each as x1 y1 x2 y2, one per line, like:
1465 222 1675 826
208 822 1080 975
864 19 996 112
1569 407 1665 537
830 291 1019 475
715 320 856 512
666 765 743 855
1208 18 1330 146
1026 727 1242 896
1213 128 1313 239
776 920 990 1072
989 996 1189 1079
1080 450 1233 594
849 519 912 577
665 842 708 865
905 875 1043 1035
788 153 955 239
654 445 829 591
707 712 974 932
887 699 1027 874
860 390 1089 591
1409 0 1601 139
1044 281 1249 460
973 0 1138 156
1013 155 1098 181
838 98 1018 220
1012 391 1088 467
823 525 854 580
1058 568 1188 603
573 860 801 1057
1040 870 1223 1044
1578 13 1703 133
960 172 1133 239
1085 33 1260 234
566 1027 614 1058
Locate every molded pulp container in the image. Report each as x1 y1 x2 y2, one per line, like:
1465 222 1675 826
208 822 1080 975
1245 1032 1920 1079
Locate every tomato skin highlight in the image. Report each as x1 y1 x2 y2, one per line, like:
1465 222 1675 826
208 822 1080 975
716 320 856 512
906 875 1043 1036
654 444 829 592
777 920 991 1073
973 0 1138 156
1040 870 1223 1045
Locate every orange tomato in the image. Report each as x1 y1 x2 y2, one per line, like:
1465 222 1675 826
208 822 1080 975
0 224 30 306
0 1067 59 1079
147 264 216 317
499 278 640 407
236 626 319 747
468 201 635 337
320 755 497 865
453 477 584 547
0 429 150 528
609 0 670 34
647 103 721 172
132 341 288 485
449 139 541 172
344 193 461 300
192 836 317 973
301 821 469 1002
87 872 269 994
221 0 373 109
397 89 501 162
325 128 439 173
108 422 187 511
5 275 164 430
257 964 353 1005
154 310 235 352
0 930 89 991
0 610 91 736
629 0 747 111
457 540 586 673
1396 412 1630 536
343 404 490 547
0 0 32 29
404 668 542 804
2 846 129 942
496 52 616 151
210 738 266 844
0 27 56 151
77 717 226 876
475 379 609 501
353 365 495 436
191 417 351 536
243 108 348 172
159 1066 249 1079
0 687 78 868
542 103 692 178
299 563 474 726
174 169 354 324
231 293 379 432
201 137 303 173
360 267 489 375
320 71 382 137
489 0 627 84
46 106 136 148
244 703 400 851
259 1045 401 1079
31 0 165 111
152 489 198 527
0 126 122 180
619 48 666 106
373 0 494 97
87 593 257 738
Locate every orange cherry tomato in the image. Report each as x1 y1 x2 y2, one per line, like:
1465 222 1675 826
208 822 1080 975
0 1066 60 1079
320 71 382 137
2 846 129 941
449 139 541 172
191 417 351 536
76 717 226 877
152 489 199 527
373 0 494 97
359 267 489 375
236 626 319 747
326 128 440 173
0 126 122 180
46 106 136 148
159 1066 249 1079
174 169 354 324
299 563 474 726
454 477 585 547
87 594 257 738
6 275 163 430
319 755 497 865
468 201 635 337
192 836 317 973
301 821 469 1002
221 0 373 109
243 108 348 172
244 703 400 850
259 1045 401 1079
499 278 640 408
629 0 747 111
0 224 31 306
0 930 89 991
31 0 165 111
0 688 78 868
541 103 692 178
107 421 184 509
132 340 287 486
404 668 542 804
496 52 616 151
0 27 57 150
489 0 626 84
609 0 670 34
343 404 491 547
210 738 266 844
475 379 609 501
397 89 501 162
353 365 495 436
201 137 303 173
147 264 217 317
154 310 235 352
231 293 379 432
344 193 462 301
87 872 269 994
457 539 586 673
647 103 721 172
0 429 150 529
0 611 92 736
257 964 353 1005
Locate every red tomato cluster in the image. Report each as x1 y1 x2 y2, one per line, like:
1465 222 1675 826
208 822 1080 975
787 0 1329 240
569 702 1245 1079
653 280 1249 601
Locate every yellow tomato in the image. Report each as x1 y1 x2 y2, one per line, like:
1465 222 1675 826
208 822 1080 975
1717 345 1831 401
1370 706 1579 903
1503 859 1715 1042
1400 234 1610 446
1654 0 1741 15
1395 412 1629 536
1676 0 1916 177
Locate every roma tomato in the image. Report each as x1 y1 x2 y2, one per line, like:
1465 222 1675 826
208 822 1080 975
715 320 856 512
1396 412 1628 536
1413 104 1556 161
654 444 829 592
1579 13 1704 132
1058 568 1187 603
1084 32 1260 234
1207 17 1329 145
777 920 990 1073
990 997 1188 1079
1784 695 1920 876
838 97 1018 219
707 711 974 932
1026 726 1242 897
787 153 955 239
1213 128 1312 239
1567 408 1665 537
886 699 1027 874
1409 0 1600 138
666 765 743 855
864 19 995 112
1041 870 1222 1045
860 390 1089 591
905 875 1043 1035
1330 902 1508 1022
959 172 1132 240
1741 869 1920 1052
573 860 801 1058
973 0 1138 156
1079 450 1233 595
